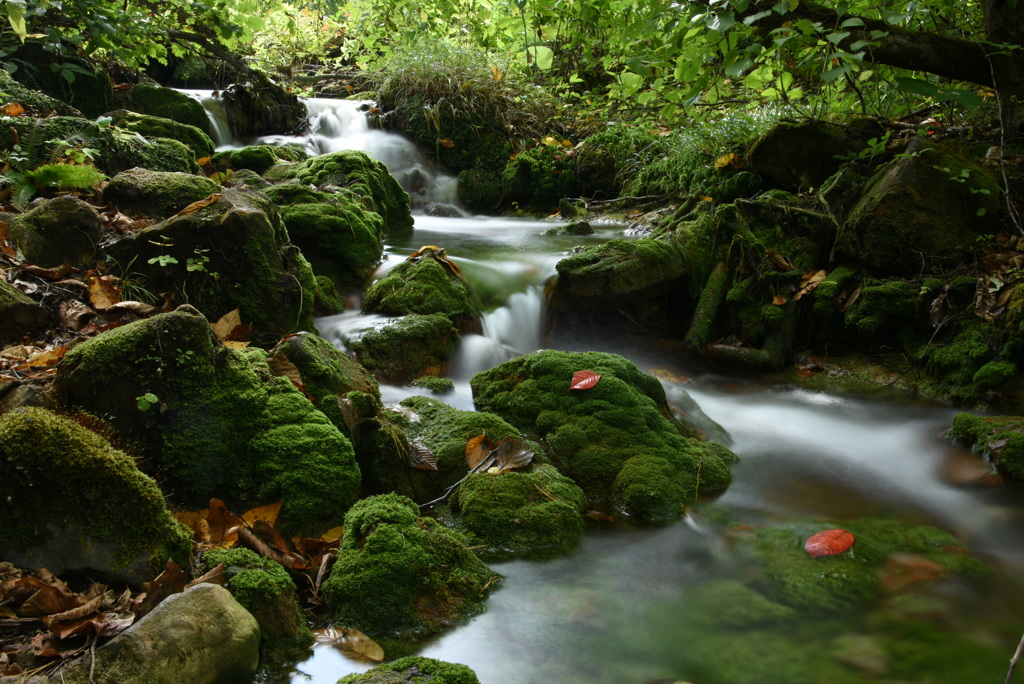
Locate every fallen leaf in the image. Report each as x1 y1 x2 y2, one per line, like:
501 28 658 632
493 435 535 472
570 370 601 390
18 263 78 279
103 300 157 318
465 433 495 469
765 248 793 271
174 193 221 216
409 442 437 470
1 103 25 117
881 552 948 592
236 524 302 568
85 271 121 310
206 498 242 546
211 308 243 341
337 397 359 434
185 563 225 589
793 269 828 301
223 340 250 349
267 351 303 389
314 626 385 662
805 528 855 558
714 152 737 169
242 500 283 529
59 300 96 330
320 526 344 543
772 294 788 306
133 560 185 618
439 138 455 148
23 346 68 368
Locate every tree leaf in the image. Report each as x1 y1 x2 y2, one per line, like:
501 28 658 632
465 433 495 469
173 193 221 216
493 435 536 472
314 626 385 662
241 500 282 529
409 442 438 470
211 308 243 341
793 269 828 301
570 370 601 390
804 528 855 557
206 498 242 546
85 271 121 310
337 397 359 434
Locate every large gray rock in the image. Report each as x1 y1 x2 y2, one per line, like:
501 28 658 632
104 168 222 219
8 196 102 268
56 584 259 684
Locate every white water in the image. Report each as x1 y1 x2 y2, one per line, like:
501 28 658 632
186 94 1024 684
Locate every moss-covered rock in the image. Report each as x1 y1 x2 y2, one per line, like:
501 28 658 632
0 407 191 585
9 196 102 268
201 547 312 652
264 184 386 287
123 83 212 136
350 314 459 383
104 188 317 341
0 116 201 176
0 277 51 344
106 110 215 159
409 376 455 394
52 308 360 536
103 168 222 219
321 493 497 636
452 463 587 557
287 150 413 235
220 145 278 174
0 68 83 117
220 74 307 137
543 220 593 236
224 168 272 190
362 254 480 326
456 168 502 214
749 119 861 192
555 237 688 300
948 412 1024 484
470 350 737 521
501 144 577 210
338 656 480 684
746 518 987 612
838 137 999 275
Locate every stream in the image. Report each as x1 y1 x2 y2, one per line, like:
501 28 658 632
190 93 1024 684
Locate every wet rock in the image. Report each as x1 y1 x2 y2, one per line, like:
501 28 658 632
104 188 317 340
55 584 259 684
409 376 455 395
121 83 212 136
9 196 102 268
103 168 222 219
221 74 307 138
51 308 360 536
555 237 686 300
470 350 738 521
105 110 215 159
0 280 51 345
543 220 593 236
362 251 479 326
749 119 861 192
0 407 191 586
349 313 459 384
264 184 386 287
201 548 312 653
837 137 999 275
224 168 272 190
321 493 496 636
338 656 481 684
948 412 1024 484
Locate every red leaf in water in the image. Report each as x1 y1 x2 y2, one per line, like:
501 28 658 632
570 370 601 390
804 528 855 557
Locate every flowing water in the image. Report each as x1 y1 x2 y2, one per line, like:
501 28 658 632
188 95 1024 683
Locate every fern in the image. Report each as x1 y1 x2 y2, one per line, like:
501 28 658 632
3 164 107 210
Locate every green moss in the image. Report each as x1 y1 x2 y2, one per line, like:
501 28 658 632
202 547 312 651
126 84 212 135
313 274 347 316
0 68 82 116
501 144 577 210
350 314 459 383
107 110 214 158
362 257 480 322
470 350 738 521
265 184 385 287
972 360 1017 390
338 656 480 684
948 412 1024 484
225 145 278 175
456 168 502 213
409 376 456 394
687 579 797 628
103 168 221 219
555 238 688 300
294 150 413 235
321 493 497 636
453 463 587 557
0 407 191 578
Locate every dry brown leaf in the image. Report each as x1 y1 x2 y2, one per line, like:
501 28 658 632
465 434 495 470
174 193 221 216
765 248 793 270
1 103 25 117
494 435 536 473
242 500 283 529
85 271 121 310
337 397 359 434
321 526 344 543
223 340 250 349
104 300 158 318
133 560 186 618
236 524 302 568
314 626 385 662
97 611 135 637
207 498 242 546
211 308 242 340
185 563 225 589
23 346 68 368
267 351 303 389
59 300 96 331
18 263 78 279
409 443 437 471
793 269 828 301
772 294 788 306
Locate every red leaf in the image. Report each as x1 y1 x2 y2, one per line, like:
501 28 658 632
805 528 855 558
570 370 601 390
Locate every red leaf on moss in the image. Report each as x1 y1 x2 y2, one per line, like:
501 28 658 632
804 528 855 557
570 370 601 390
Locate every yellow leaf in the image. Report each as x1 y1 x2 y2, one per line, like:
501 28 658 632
773 294 788 306
793 269 828 301
715 152 737 170
25 346 68 368
439 138 455 148
314 626 385 662
541 136 560 146
1 103 25 117
241 501 282 529
211 308 242 340
223 340 250 349
320 526 344 543
196 156 211 166
85 271 121 310
561 139 573 148
174 193 221 217
490 66 502 81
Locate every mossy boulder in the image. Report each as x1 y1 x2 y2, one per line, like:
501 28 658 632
501 144 577 210
749 119 861 192
948 412 1024 484
362 255 480 326
104 188 317 342
456 168 502 214
0 116 201 176
0 407 191 585
837 138 999 275
555 238 688 300
470 350 738 521
0 278 51 344
452 463 587 557
0 68 83 117
321 493 497 636
52 308 360 536
338 656 480 684
409 376 456 394
122 83 212 136
8 196 102 268
106 110 215 159
286 150 413 235
746 518 987 612
264 184 386 287
225 168 272 190
103 168 222 219
217 145 278 175
543 220 594 236
349 314 459 383
201 547 313 652
220 74 307 137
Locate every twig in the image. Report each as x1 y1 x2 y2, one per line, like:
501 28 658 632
984 46 1024 235
418 453 496 510
1006 631 1024 684
89 635 97 683
532 482 557 502
586 194 666 207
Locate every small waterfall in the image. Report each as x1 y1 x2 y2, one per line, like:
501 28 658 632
452 285 546 380
178 89 233 147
